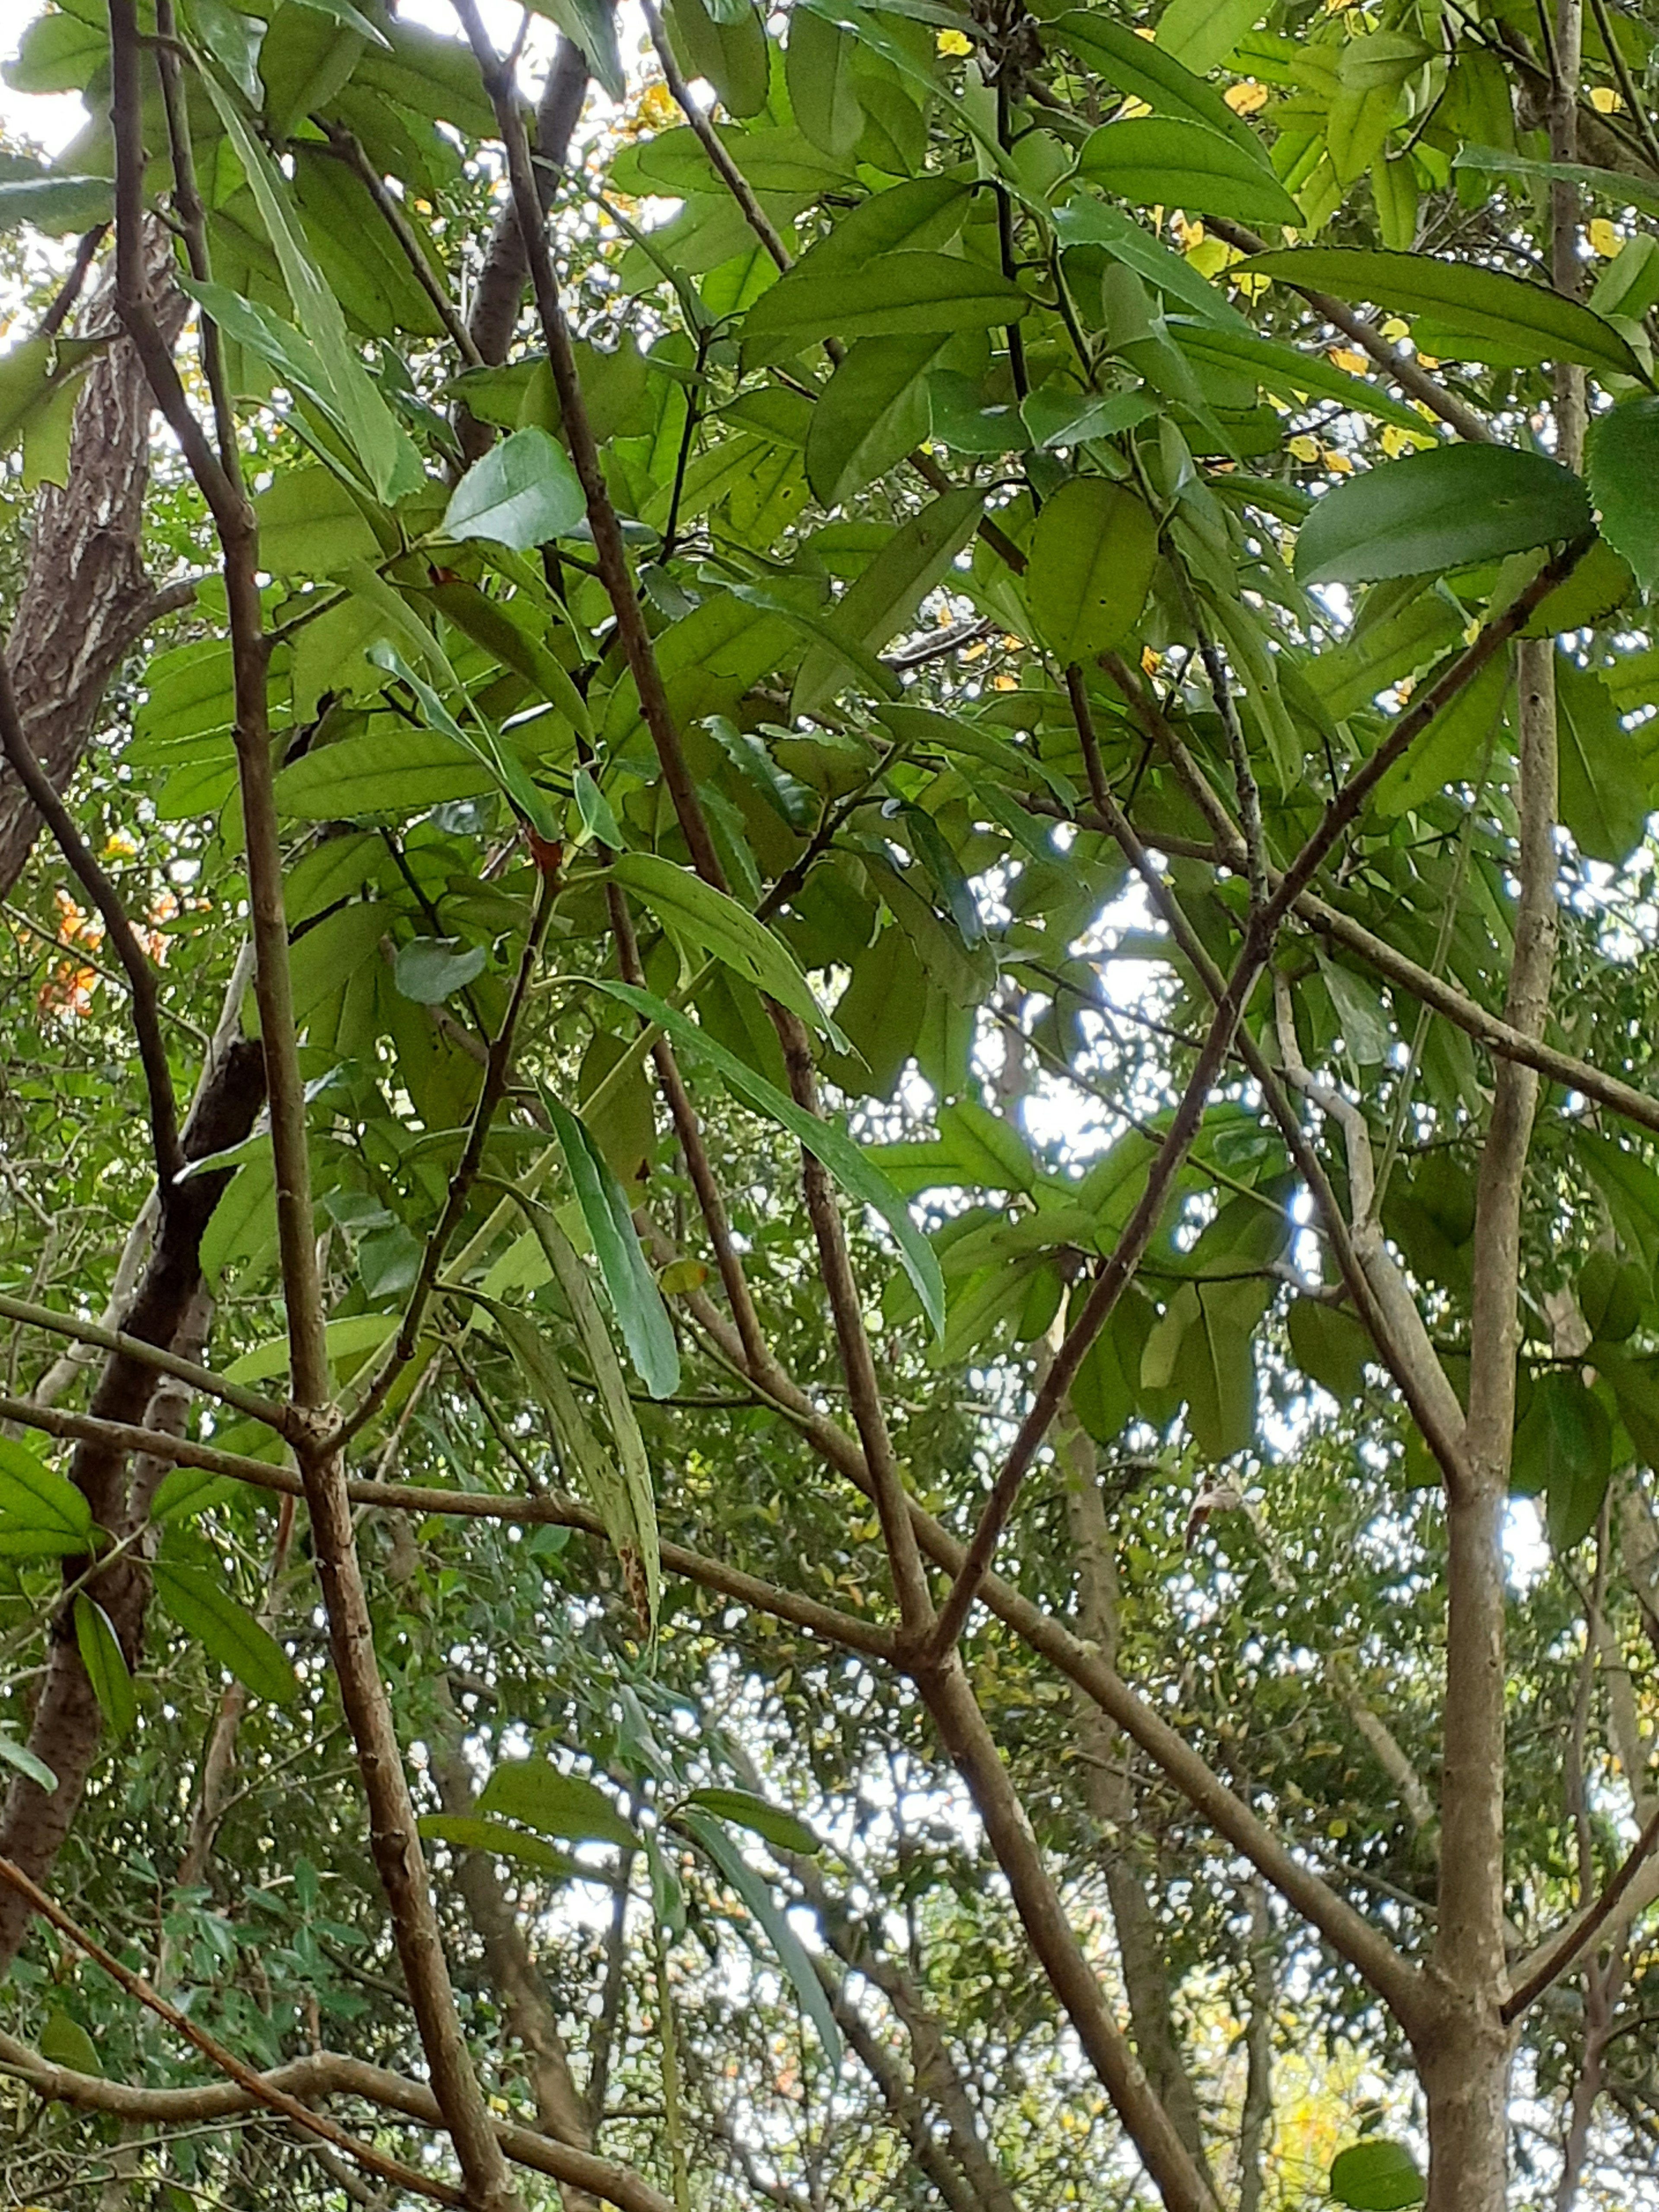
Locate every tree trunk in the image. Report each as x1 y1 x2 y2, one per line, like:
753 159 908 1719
0 219 189 900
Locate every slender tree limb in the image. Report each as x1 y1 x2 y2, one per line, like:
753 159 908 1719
320 126 483 368
107 10 523 2200
0 1290 293 1437
1504 1802 1659 2020
679 1288 1428 2031
0 2033 676 2212
343 871 555 1443
0 1395 898 1659
0 650 181 1187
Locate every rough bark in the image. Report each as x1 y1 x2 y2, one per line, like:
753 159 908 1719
0 219 189 900
0 1036 266 1972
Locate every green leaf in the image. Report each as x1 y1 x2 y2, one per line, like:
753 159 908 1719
1171 319 1430 437
664 0 769 120
149 1465 242 1524
678 1807 842 2070
1587 399 1659 593
74 1598 137 1740
442 428 586 551
1027 477 1159 661
1143 1280 1261 1460
806 174 973 270
417 1812 587 1878
1556 658 1649 864
573 766 623 848
1329 2139 1426 2211
544 1091 680 1399
786 10 864 159
1512 1370 1612 1551
1580 1251 1644 1345
39 2009 101 2077
807 333 949 506
1080 119 1300 226
476 1758 639 1847
935 1101 1036 1192
609 850 837 1042
683 1787 820 1856
1154 0 1262 76
498 1208 663 1631
193 53 423 501
255 464 381 575
0 1735 57 1794
1053 194 1252 332
393 936 489 1004
1452 144 1659 227
0 172 111 236
1287 1298 1372 1404
0 1436 93 1549
1244 248 1644 381
743 251 1028 357
590 980 947 1338
522 0 627 101
275 728 493 819
1049 13 1262 149
151 1563 300 1705
793 486 984 716
1294 446 1591 587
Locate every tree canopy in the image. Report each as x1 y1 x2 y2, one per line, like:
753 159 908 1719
0 2 1657 2209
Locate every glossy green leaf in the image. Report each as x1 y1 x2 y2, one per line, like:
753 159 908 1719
793 486 983 715
1245 248 1644 381
0 1436 93 1548
1587 398 1659 593
275 729 492 819
683 1787 820 1856
477 1758 639 1847
786 9 863 159
678 1808 842 2070
591 980 947 1338
1294 446 1591 586
1329 2140 1426 2211
1049 13 1262 148
0 172 111 236
0 1735 57 1794
74 1598 136 1741
393 936 488 1004
39 2009 101 2076
743 252 1027 357
152 1563 300 1706
608 850 836 1041
1027 477 1159 661
1080 119 1300 226
807 333 949 507
1154 0 1261 76
1053 194 1252 331
544 1090 680 1399
417 1813 587 1878
442 428 586 551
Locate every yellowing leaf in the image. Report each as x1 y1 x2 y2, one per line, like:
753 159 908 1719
1589 86 1622 114
1327 347 1369 375
1224 80 1268 114
936 27 972 54
1589 218 1619 258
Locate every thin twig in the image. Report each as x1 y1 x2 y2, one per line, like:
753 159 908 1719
0 652 181 1186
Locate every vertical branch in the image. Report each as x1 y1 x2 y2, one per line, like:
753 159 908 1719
1236 1884 1275 2212
105 9 523 2205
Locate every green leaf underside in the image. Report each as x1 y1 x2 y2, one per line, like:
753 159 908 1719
1294 445 1591 586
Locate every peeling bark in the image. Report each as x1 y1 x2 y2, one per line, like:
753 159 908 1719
0 220 190 901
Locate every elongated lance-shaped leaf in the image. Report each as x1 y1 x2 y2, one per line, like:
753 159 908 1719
586 979 947 1338
192 52 422 501
368 639 560 839
677 1806 842 2071
542 1087 680 1399
151 1563 300 1706
74 1597 135 1741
